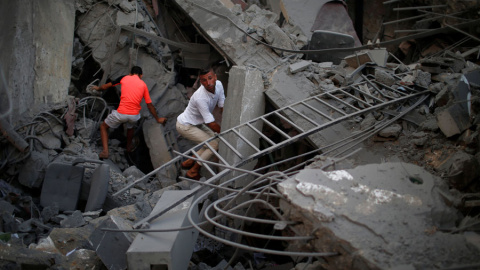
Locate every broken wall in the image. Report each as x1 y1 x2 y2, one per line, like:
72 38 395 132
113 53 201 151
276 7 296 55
0 0 75 123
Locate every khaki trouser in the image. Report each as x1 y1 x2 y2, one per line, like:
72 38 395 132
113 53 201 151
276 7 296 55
176 121 219 165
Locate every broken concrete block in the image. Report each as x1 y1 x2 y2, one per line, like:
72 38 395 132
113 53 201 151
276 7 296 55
60 210 86 228
289 60 312 74
413 69 432 88
411 132 429 147
116 11 145 26
89 215 135 270
0 200 15 215
420 117 439 132
307 30 355 64
439 151 480 190
278 163 480 269
265 23 296 56
344 51 372 68
368 48 388 67
374 69 396 86
434 85 450 107
123 166 145 180
64 249 104 270
40 163 85 212
18 151 49 188
378 124 402 139
49 226 94 256
119 0 136 12
127 190 199 270
436 105 471 137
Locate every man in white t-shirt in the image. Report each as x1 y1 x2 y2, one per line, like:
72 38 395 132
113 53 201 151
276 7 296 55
176 67 225 180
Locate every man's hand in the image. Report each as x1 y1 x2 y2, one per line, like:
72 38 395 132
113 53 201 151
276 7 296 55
206 122 221 133
157 117 167 125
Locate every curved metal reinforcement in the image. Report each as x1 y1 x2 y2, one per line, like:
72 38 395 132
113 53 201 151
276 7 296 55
114 85 428 198
114 82 430 232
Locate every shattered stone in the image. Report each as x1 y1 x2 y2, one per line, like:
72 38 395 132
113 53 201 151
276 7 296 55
0 200 15 215
264 23 296 56
18 151 49 188
360 113 376 130
420 117 439 132
378 124 402 139
119 0 136 12
89 215 135 270
439 151 480 190
31 236 61 254
374 68 396 86
49 226 94 256
289 60 312 74
413 69 432 88
60 210 86 228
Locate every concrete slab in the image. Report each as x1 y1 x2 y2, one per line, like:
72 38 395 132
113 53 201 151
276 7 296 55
219 66 264 187
143 118 177 180
307 30 355 64
40 163 84 212
289 60 312 74
172 0 279 69
127 190 199 270
264 65 352 155
281 0 330 37
89 215 135 270
278 163 480 269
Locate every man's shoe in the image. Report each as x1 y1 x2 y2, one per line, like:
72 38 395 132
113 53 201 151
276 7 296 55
186 163 201 180
181 158 195 169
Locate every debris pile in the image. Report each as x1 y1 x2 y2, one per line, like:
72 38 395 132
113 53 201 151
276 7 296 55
1 0 480 269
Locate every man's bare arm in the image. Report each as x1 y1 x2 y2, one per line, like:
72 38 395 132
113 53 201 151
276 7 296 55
93 82 113 91
147 103 167 125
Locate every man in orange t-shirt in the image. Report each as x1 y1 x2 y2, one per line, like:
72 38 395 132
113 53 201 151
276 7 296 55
93 66 166 159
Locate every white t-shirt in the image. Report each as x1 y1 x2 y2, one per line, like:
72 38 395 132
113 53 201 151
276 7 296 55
177 80 225 125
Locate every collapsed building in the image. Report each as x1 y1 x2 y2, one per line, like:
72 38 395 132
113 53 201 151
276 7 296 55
1 0 480 269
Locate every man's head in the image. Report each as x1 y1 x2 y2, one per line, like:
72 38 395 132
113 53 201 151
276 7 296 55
131 66 143 78
199 66 217 93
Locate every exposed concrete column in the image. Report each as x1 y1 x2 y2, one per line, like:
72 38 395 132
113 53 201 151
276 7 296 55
219 66 264 187
32 0 75 105
0 0 35 123
0 0 75 123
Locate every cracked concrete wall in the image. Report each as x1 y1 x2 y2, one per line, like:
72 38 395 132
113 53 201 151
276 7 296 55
171 0 281 69
0 0 74 123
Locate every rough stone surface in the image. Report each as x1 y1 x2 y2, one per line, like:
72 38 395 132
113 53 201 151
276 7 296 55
49 226 94 255
143 118 177 180
89 215 135 270
374 69 396 86
0 0 75 123
278 163 480 269
264 65 352 155
219 66 265 187
18 151 49 188
378 124 402 138
60 210 86 228
174 0 279 69
439 151 480 190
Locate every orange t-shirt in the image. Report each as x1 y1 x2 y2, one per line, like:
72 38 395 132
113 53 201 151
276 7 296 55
115 75 152 115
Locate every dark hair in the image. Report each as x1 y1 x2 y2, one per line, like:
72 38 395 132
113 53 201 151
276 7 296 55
199 66 213 76
131 66 143 75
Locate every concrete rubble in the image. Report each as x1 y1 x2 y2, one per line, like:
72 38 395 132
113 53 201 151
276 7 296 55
0 0 480 269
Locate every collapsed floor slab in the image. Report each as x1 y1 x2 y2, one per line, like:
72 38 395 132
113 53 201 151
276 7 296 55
127 190 199 270
278 162 480 269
